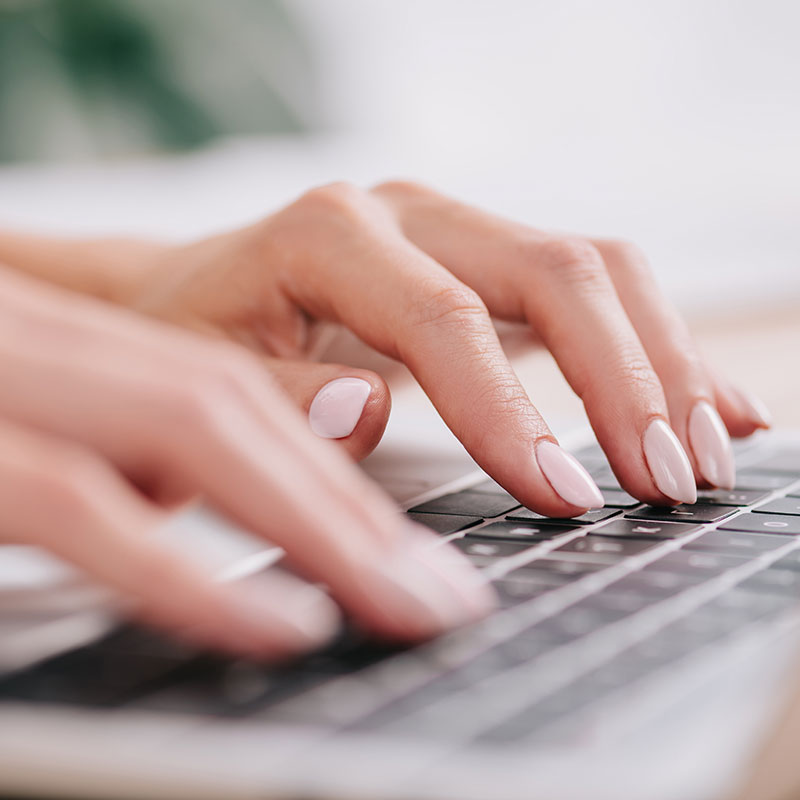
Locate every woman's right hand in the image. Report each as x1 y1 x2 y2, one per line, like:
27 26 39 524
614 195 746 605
0 267 494 659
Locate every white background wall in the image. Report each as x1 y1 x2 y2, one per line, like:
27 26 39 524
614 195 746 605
1 0 798 312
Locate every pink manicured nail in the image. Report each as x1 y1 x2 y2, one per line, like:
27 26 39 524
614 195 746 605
308 378 371 439
643 419 697 504
689 401 736 490
536 440 604 509
733 386 772 429
410 532 497 619
354 548 477 638
228 583 340 652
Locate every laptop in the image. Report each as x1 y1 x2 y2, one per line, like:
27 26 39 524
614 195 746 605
0 377 799 800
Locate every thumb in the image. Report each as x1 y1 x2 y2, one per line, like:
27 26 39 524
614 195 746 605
263 358 391 460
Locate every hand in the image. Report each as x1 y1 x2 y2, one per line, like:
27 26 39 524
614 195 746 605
0 268 493 658
124 182 769 514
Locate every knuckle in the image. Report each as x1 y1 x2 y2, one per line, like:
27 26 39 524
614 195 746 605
30 447 106 524
372 178 432 201
167 362 245 431
537 237 606 285
412 282 489 330
147 345 271 456
295 181 369 222
603 237 651 278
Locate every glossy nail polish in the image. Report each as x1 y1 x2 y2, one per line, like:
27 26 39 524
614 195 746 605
733 386 772 429
643 419 697 504
308 377 371 439
229 584 340 652
536 440 604 509
356 550 475 638
409 530 497 618
689 401 736 490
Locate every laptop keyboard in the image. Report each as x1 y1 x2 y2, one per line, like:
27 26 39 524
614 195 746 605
1 436 799 747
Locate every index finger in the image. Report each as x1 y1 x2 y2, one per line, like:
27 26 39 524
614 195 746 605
275 186 602 516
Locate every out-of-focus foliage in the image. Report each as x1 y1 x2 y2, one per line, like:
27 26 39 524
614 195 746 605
0 0 319 161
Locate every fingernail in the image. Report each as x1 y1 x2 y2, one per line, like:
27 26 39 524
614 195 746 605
355 539 489 638
733 386 772 429
308 377 372 439
229 583 340 653
643 419 697 504
536 440 604 509
409 531 497 619
688 401 736 490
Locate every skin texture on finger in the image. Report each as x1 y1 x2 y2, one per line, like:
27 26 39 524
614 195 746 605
373 183 692 505
0 419 340 660
0 270 494 641
262 357 391 460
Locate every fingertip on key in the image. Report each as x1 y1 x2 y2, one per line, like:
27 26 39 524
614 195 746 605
535 440 605 510
643 418 697 505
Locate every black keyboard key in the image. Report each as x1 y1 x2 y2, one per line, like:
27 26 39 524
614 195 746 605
735 471 796 491
526 557 610 579
608 570 701 599
466 521 576 542
753 497 800 516
493 625 568 665
719 513 800 536
544 605 626 638
490 575 569 612
406 512 483 534
627 504 737 524
695 488 771 507
600 489 640 508
650 550 750 576
659 611 738 649
738 568 800 596
505 559 605 586
553 535 659 561
705 588 795 623
772 551 800 572
0 627 198 707
581 587 657 614
491 577 556 607
450 538 535 566
410 491 520 518
506 507 621 526
682 530 788 557
592 518 701 539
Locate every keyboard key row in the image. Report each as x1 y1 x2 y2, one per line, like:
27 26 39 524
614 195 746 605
626 504 736 523
719 513 800 535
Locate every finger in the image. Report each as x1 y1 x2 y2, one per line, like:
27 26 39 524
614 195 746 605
709 368 772 438
588 238 736 490
263 357 390 460
0 267 494 641
272 183 603 518
373 182 695 505
0 419 340 660
160 353 496 641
